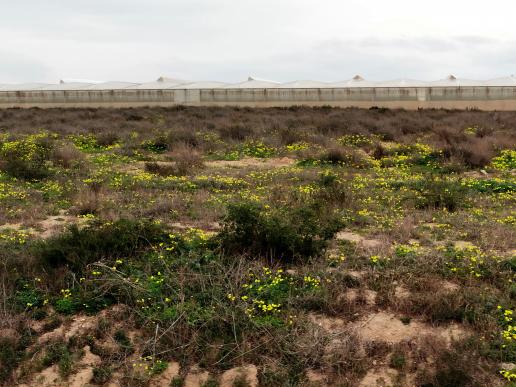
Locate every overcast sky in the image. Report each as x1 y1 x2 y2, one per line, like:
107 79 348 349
1 0 516 84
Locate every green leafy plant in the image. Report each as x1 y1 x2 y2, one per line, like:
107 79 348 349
218 200 341 262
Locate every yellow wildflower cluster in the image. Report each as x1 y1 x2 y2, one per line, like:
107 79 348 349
500 369 516 382
370 255 389 266
445 245 487 278
327 253 346 265
0 133 49 161
252 299 282 313
227 293 237 302
303 275 321 288
395 241 420 257
39 181 64 199
498 306 516 340
338 134 373 147
497 215 515 225
132 356 167 375
490 149 516 171
0 229 30 245
149 272 164 285
298 184 317 195
241 140 276 158
286 142 310 152
0 180 29 201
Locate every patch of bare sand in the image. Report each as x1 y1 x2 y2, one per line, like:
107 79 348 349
67 345 101 387
18 350 100 387
38 212 84 239
335 231 383 249
38 314 97 344
441 280 460 292
1 211 86 239
343 288 377 306
149 362 180 387
394 285 411 300
0 328 17 340
309 314 347 334
358 367 398 387
184 365 210 387
453 240 475 249
352 311 465 346
335 231 363 243
219 364 258 387
0 222 25 231
31 365 60 387
306 369 327 385
205 157 295 169
348 270 367 280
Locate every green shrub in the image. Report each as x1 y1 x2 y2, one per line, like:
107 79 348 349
218 200 341 262
170 376 185 387
93 365 112 384
141 135 169 153
114 329 132 350
54 297 75 315
0 338 21 383
465 178 515 194
14 280 44 311
34 219 168 271
41 341 73 376
390 351 406 369
413 177 468 212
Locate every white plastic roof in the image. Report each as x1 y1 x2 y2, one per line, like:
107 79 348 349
170 81 228 89
428 75 481 87
375 78 429 87
128 77 191 90
84 81 139 90
278 80 332 88
3 75 516 91
40 82 95 90
61 78 102 84
330 75 377 88
484 75 516 86
0 83 51 91
128 81 188 90
157 76 190 83
224 77 281 89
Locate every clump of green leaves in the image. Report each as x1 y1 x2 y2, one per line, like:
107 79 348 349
41 341 73 376
34 219 168 271
218 200 342 262
413 177 468 212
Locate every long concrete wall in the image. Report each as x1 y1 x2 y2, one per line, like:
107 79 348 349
2 86 516 110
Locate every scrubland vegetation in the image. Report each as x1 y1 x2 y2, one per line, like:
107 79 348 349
0 106 515 386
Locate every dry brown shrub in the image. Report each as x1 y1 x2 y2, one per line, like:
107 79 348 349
170 143 204 175
51 144 85 169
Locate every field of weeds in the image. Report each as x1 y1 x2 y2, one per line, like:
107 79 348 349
0 106 515 386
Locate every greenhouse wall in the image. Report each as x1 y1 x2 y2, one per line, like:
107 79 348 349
1 87 516 110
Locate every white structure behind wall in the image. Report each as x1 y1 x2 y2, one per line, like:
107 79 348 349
1 75 516 110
